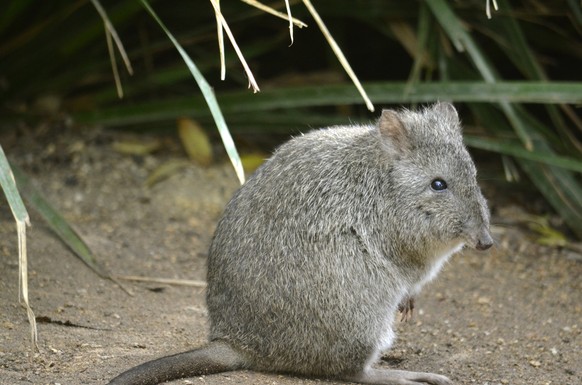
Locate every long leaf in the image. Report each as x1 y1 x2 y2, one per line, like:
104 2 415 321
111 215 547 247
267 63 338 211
489 0 581 154
426 0 535 149
141 0 245 185
11 164 110 279
73 81 582 126
469 103 582 238
464 136 582 173
519 160 582 239
0 146 37 350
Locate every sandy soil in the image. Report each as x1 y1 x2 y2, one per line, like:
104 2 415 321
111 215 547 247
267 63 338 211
0 128 580 385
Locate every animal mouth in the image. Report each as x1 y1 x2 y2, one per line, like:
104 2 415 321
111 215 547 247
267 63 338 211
476 239 493 250
474 229 494 251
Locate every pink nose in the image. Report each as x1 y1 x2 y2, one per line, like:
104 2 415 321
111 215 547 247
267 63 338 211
476 230 493 250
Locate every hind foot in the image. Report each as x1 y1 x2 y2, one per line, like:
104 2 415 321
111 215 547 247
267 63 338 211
346 368 452 385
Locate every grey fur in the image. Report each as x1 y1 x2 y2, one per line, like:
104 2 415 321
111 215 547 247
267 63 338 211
108 102 492 385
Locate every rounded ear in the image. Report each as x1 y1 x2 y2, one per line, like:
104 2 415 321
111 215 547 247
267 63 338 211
378 109 410 153
433 102 459 122
430 102 463 140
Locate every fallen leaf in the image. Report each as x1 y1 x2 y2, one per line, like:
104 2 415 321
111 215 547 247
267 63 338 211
112 139 161 155
178 118 213 166
146 159 191 187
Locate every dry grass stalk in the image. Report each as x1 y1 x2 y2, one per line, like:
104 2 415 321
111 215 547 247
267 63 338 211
301 0 374 111
240 0 308 45
17 219 38 351
215 0 226 80
116 275 207 288
486 0 499 19
285 0 295 44
90 0 133 98
209 0 260 92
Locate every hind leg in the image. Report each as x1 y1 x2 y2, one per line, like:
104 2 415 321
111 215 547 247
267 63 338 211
346 368 452 385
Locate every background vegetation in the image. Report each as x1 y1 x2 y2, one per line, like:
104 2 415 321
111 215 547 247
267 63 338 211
1 0 581 240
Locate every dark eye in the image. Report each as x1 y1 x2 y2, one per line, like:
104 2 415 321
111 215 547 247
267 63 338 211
430 178 448 191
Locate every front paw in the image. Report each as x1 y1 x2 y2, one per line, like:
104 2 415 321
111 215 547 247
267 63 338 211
397 296 415 322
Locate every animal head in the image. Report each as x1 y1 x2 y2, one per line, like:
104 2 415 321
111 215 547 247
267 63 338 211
378 102 493 252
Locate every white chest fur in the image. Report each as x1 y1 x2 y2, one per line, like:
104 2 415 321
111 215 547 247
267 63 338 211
413 241 464 295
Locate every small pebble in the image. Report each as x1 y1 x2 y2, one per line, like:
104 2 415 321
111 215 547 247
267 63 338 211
529 360 541 368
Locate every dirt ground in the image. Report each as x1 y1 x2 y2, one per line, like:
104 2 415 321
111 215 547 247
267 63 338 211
0 128 580 385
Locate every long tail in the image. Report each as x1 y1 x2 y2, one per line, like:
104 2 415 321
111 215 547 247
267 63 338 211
107 341 248 385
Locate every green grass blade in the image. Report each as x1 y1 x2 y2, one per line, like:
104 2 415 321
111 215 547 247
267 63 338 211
90 35 286 105
0 145 37 350
566 0 582 27
11 164 110 279
426 0 535 149
73 81 582 126
406 2 432 88
141 0 245 185
426 0 496 82
469 104 582 238
518 160 582 239
482 2 578 149
0 148 29 224
491 0 547 80
464 136 582 173
488 0 579 153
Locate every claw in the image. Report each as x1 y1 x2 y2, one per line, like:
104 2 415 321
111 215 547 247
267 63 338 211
398 296 415 322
